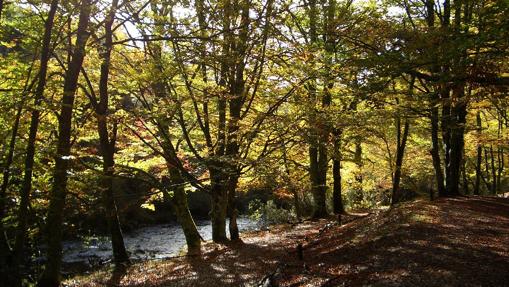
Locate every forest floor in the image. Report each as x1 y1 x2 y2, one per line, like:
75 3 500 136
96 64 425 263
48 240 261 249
65 196 509 287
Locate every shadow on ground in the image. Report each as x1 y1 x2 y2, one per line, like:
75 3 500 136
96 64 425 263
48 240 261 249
66 196 509 287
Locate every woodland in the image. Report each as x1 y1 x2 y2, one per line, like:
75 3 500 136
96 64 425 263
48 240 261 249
0 0 508 286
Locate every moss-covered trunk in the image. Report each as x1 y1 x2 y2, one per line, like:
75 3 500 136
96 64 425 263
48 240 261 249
168 167 202 254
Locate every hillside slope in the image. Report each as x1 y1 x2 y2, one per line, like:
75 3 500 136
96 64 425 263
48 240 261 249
66 197 509 287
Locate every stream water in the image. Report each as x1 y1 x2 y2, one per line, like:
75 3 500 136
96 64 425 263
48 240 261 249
61 217 260 266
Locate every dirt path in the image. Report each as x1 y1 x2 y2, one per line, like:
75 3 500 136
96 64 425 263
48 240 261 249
66 196 509 287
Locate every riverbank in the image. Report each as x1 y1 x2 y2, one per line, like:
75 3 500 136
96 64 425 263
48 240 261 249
65 196 509 286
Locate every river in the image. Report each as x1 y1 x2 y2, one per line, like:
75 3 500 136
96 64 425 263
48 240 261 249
62 217 260 266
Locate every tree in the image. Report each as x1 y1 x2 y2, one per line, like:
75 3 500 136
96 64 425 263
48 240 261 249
39 0 92 285
94 0 130 265
7 0 60 283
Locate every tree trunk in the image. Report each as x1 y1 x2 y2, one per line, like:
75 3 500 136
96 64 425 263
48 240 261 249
100 149 129 264
156 123 204 253
462 154 469 195
167 168 202 254
209 168 228 242
430 103 445 197
484 147 492 191
227 175 239 241
306 0 327 219
392 118 410 205
144 2 203 253
445 84 466 196
441 91 452 196
332 129 343 214
208 0 231 242
354 138 363 199
96 0 129 266
497 146 503 193
425 0 445 198
490 145 497 194
282 144 302 220
496 115 503 193
442 1 468 197
474 112 482 195
11 0 59 281
38 1 91 285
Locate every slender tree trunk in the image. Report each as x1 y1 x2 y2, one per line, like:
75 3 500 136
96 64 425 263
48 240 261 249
474 112 482 195
99 147 130 264
430 103 445 196
227 174 239 241
11 1 59 280
490 145 497 194
441 93 452 196
392 118 410 205
497 114 503 192
354 138 363 200
38 2 91 285
332 129 343 214
462 155 469 194
484 147 492 191
497 146 503 192
96 0 129 266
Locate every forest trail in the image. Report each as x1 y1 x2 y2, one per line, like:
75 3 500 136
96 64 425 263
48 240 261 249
66 197 509 287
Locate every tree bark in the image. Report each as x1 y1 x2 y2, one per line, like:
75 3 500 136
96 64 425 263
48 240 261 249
96 0 129 266
354 138 363 199
38 1 91 285
490 145 496 194
425 0 445 198
207 0 231 241
224 0 251 241
167 168 202 254
484 147 492 191
227 175 239 241
474 112 482 195
496 114 503 193
392 118 410 205
332 129 343 214
430 102 445 197
209 167 228 242
11 0 59 281
307 0 329 219
446 84 466 196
